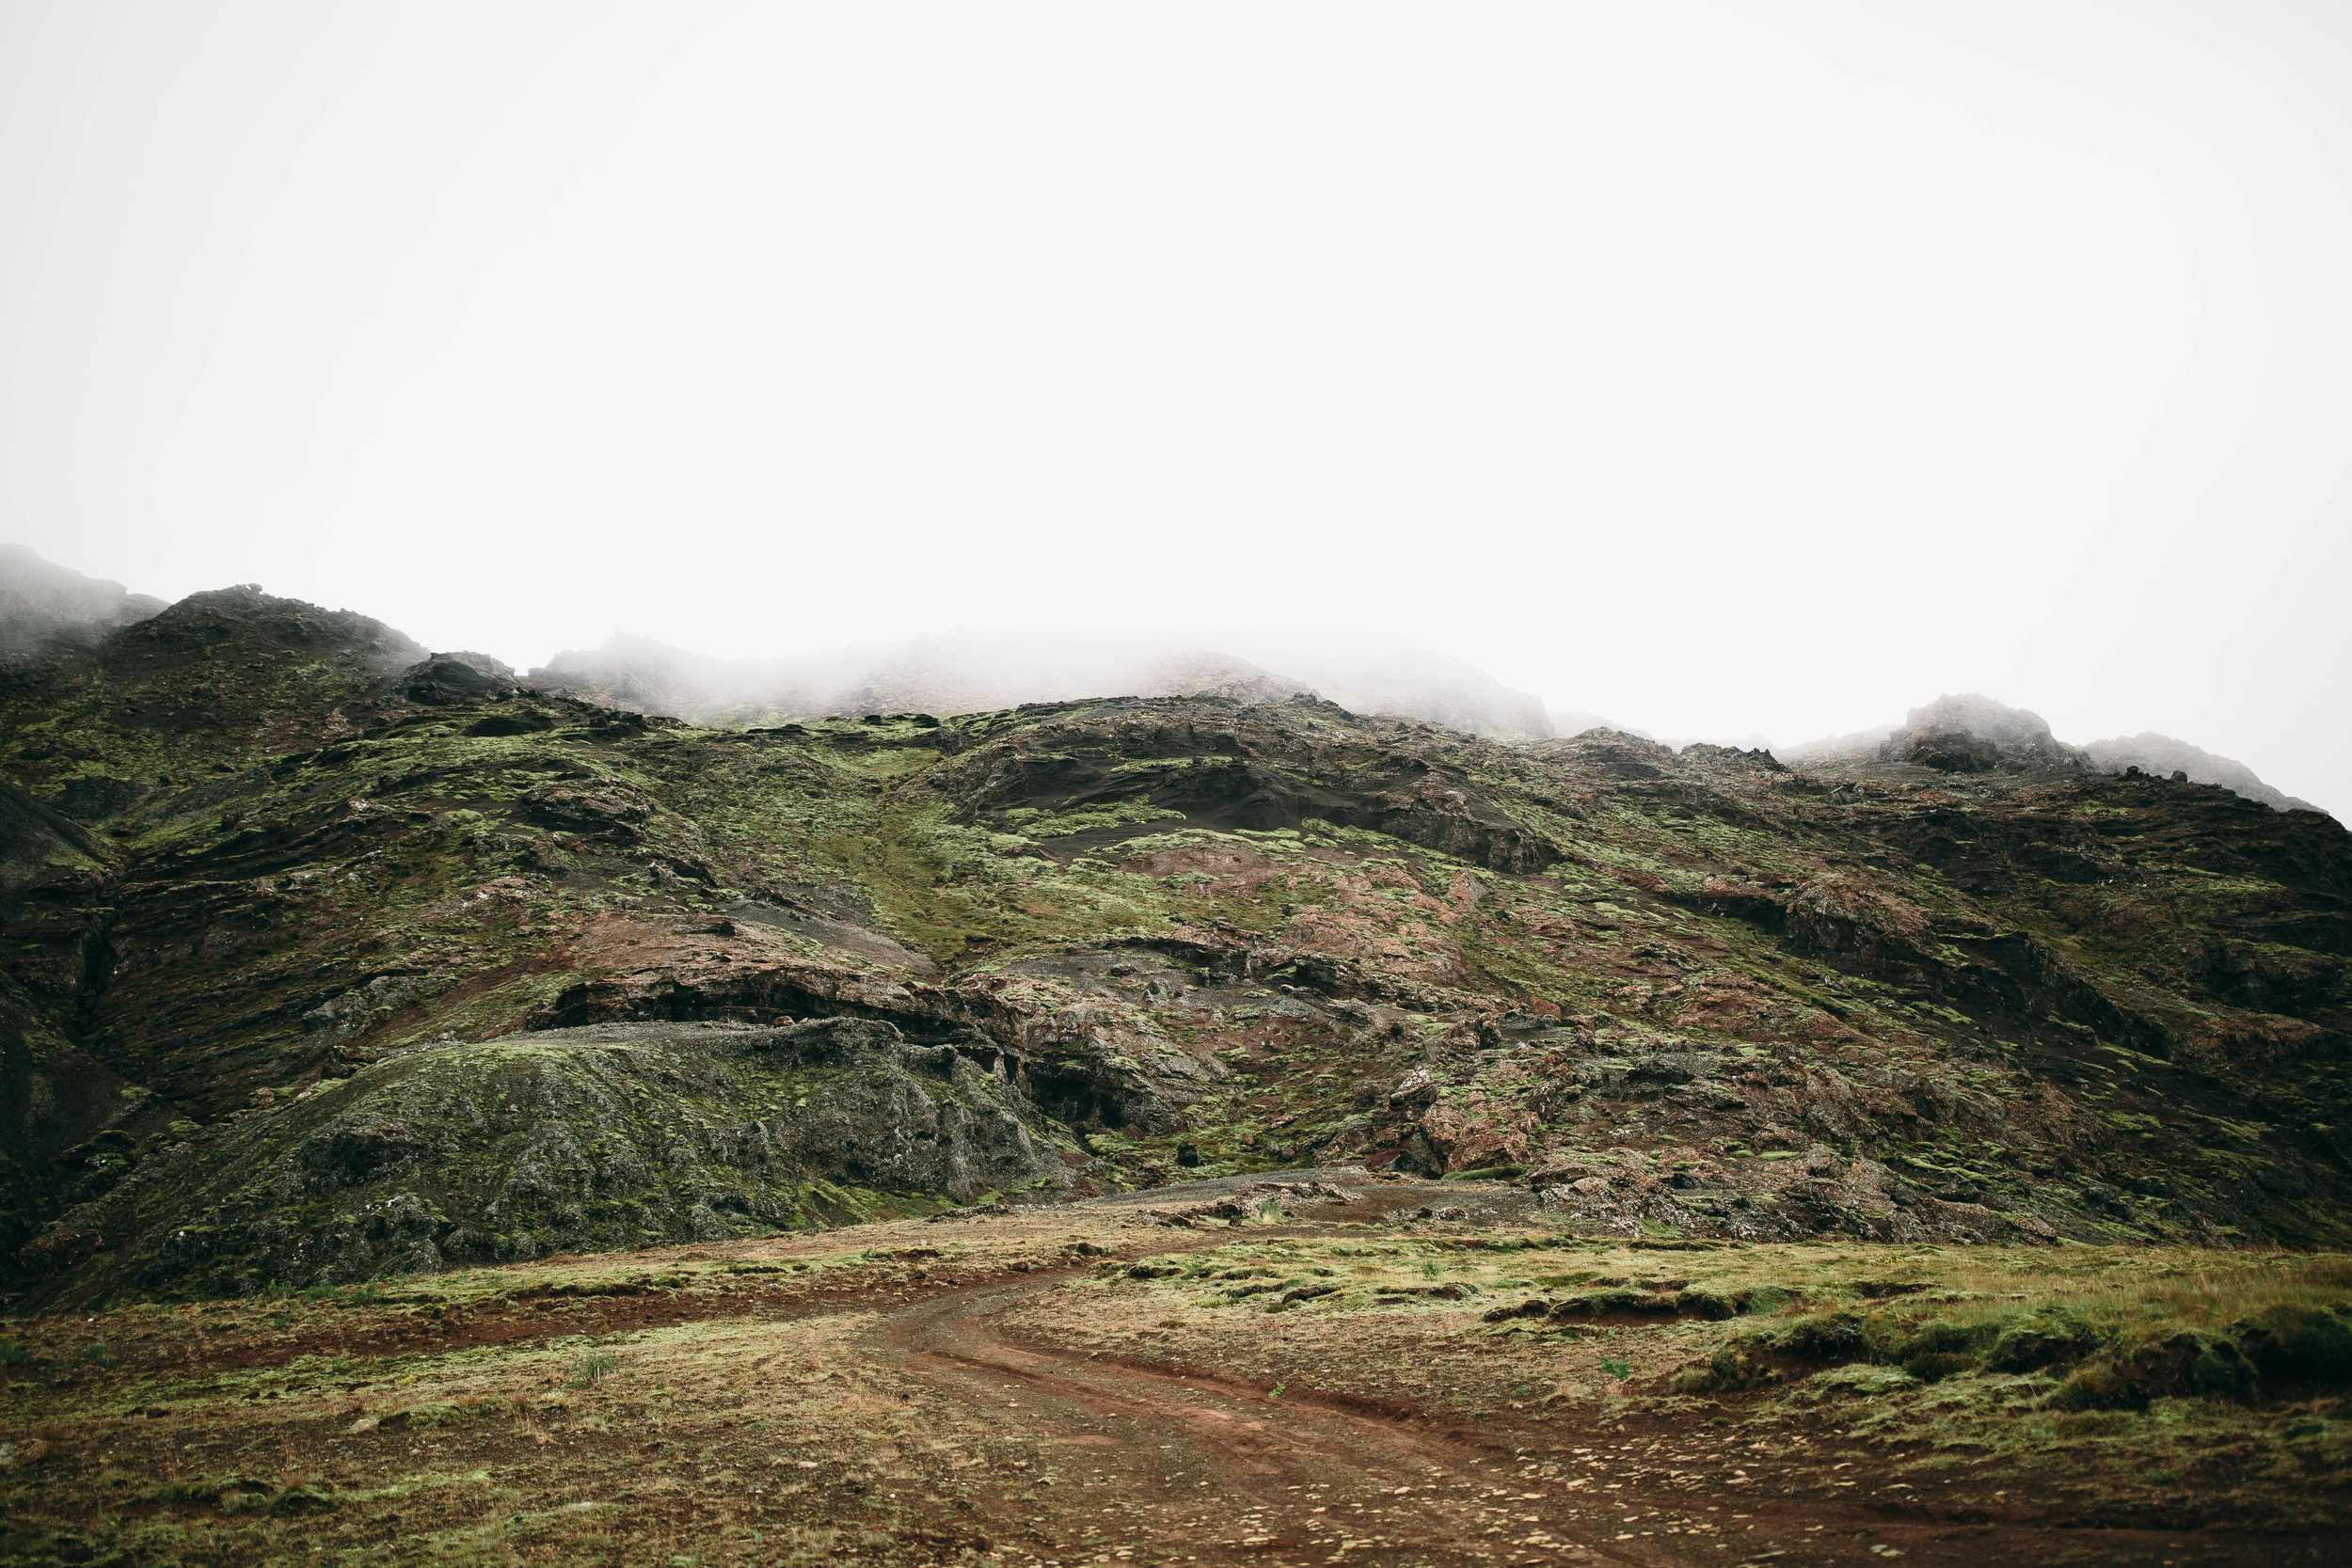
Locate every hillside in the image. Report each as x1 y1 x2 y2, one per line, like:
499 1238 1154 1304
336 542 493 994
3 578 2348 1315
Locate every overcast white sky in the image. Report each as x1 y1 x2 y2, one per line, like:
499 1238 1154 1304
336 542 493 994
4 2 2347 811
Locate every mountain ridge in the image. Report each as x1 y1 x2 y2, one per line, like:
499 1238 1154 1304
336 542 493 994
2 559 2346 1309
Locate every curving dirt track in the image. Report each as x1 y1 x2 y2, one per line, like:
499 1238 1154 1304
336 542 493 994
859 1259 2318 1568
882 1275 1512 1562
7 1173 2345 1566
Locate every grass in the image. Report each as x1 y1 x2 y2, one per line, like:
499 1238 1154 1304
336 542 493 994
1046 1226 2352 1531
567 1354 620 1389
2 1197 2349 1561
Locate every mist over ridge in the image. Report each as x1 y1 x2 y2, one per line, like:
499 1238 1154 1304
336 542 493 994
0 545 2330 820
531 626 1557 742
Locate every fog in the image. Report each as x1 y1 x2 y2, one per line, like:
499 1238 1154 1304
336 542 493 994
4 3 2348 816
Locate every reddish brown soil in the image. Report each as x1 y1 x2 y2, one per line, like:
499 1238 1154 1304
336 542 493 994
7 1185 2346 1565
855 1265 2337 1567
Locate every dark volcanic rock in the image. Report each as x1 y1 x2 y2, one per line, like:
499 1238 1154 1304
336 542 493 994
1897 728 2005 774
1875 694 2087 775
398 651 522 705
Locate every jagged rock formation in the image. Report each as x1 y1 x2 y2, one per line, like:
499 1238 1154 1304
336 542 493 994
3 562 2348 1307
1871 694 2086 774
2084 731 2319 814
1791 692 2092 777
398 650 522 706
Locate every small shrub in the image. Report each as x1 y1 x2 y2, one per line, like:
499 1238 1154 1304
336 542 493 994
1598 1356 1632 1381
0 1339 29 1367
569 1354 620 1389
78 1343 114 1368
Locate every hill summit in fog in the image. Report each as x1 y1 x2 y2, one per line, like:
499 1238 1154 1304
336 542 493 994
531 627 1559 741
1784 692 2320 815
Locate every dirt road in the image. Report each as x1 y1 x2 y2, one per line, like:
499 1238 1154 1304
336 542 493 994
5 1173 2344 1566
858 1243 2317 1567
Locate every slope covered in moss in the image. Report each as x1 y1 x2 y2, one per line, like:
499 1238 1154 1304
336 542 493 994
2 584 2346 1308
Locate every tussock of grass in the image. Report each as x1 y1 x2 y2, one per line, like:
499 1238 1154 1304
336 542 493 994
1709 1251 2352 1410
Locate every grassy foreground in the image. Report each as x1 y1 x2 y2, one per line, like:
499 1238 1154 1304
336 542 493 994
0 1182 2348 1566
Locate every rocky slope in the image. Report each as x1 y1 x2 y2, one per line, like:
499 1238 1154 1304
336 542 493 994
3 577 2348 1308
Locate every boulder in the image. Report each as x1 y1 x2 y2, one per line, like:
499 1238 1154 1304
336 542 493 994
398 651 520 705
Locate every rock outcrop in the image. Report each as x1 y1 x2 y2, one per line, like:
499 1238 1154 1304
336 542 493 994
1873 693 2088 775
